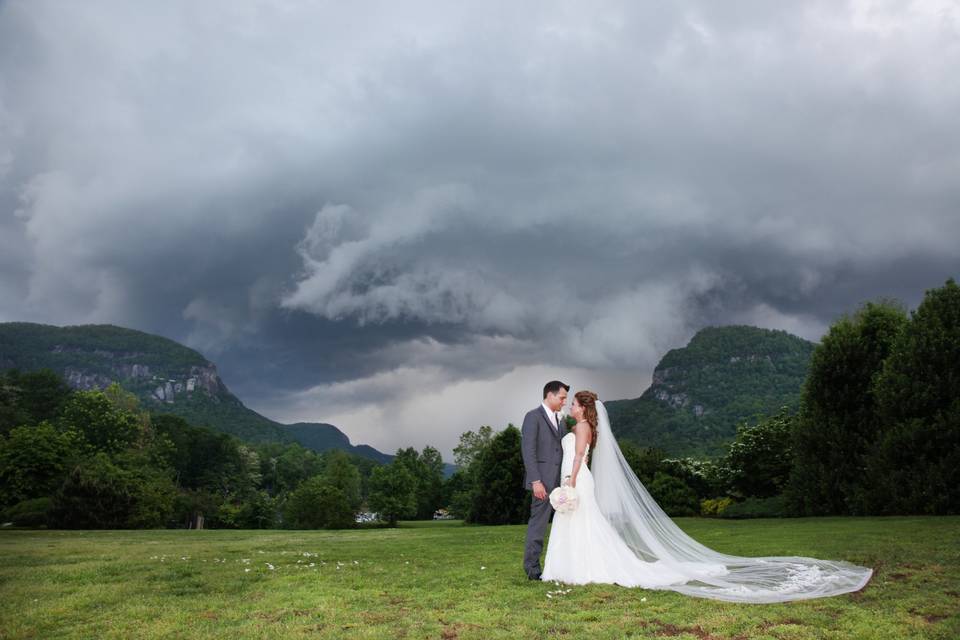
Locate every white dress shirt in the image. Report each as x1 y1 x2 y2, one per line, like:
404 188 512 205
541 401 558 431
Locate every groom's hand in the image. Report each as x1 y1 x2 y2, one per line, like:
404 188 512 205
532 480 547 500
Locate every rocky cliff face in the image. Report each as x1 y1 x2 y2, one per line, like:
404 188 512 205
1 321 403 463
148 364 224 403
650 366 706 416
649 353 775 417
52 344 225 405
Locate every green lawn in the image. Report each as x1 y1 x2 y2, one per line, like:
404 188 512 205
1 517 958 639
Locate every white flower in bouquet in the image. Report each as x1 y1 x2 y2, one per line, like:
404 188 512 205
549 484 579 513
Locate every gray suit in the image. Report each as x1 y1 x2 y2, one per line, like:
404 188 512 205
520 404 563 578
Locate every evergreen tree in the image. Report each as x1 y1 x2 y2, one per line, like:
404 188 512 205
0 368 72 435
48 452 176 528
786 299 907 515
468 425 529 525
860 278 960 514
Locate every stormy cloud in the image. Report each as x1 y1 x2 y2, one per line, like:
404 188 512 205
2 1 958 459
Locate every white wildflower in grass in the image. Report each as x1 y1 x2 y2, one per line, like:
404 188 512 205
266 563 275 570
480 566 486 570
244 568 250 573
353 561 359 565
546 593 553 599
640 597 647 602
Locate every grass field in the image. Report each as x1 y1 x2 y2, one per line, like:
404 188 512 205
1 516 958 639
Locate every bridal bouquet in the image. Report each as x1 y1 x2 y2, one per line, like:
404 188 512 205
549 485 579 513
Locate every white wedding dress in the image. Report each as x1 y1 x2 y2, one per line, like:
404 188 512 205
541 431 694 587
538 401 874 602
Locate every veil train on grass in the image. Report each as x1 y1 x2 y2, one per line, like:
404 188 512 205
591 400 873 603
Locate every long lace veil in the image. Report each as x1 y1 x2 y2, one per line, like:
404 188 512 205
590 399 873 602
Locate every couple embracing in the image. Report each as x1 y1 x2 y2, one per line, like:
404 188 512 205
519 380 874 603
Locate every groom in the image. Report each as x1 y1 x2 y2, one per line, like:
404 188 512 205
520 380 569 580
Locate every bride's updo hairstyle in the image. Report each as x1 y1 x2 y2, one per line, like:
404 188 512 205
574 390 599 445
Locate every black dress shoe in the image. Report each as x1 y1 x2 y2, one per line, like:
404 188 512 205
527 573 542 581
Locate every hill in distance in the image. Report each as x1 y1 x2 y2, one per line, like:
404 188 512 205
0 322 395 465
606 325 817 458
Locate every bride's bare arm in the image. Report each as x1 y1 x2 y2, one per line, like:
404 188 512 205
567 423 591 487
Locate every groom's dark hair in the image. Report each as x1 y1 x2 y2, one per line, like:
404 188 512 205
543 380 570 399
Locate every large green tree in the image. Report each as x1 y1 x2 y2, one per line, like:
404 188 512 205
283 475 355 529
859 278 960 514
48 452 177 528
393 445 445 519
57 388 142 455
0 368 73 435
368 462 417 526
446 426 495 519
0 421 81 509
321 449 362 512
786 299 908 515
468 425 529 525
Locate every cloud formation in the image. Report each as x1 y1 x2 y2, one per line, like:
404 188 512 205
1 1 958 458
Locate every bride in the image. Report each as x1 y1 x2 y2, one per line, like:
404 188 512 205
540 390 874 603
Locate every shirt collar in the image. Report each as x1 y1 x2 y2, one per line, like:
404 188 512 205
541 401 557 426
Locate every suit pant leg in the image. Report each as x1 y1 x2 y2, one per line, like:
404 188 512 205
523 491 553 577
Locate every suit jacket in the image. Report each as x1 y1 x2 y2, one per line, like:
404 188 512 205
520 405 564 491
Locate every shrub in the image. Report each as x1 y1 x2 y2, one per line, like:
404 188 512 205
648 472 700 516
1 497 53 527
720 495 789 519
700 497 735 517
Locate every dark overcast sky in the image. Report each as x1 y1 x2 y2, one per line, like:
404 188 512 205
1 1 958 461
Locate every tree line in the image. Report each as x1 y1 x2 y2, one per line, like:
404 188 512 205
0 372 452 529
2 277 956 527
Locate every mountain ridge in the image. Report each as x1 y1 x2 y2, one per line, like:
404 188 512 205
0 321 396 465
605 324 817 458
